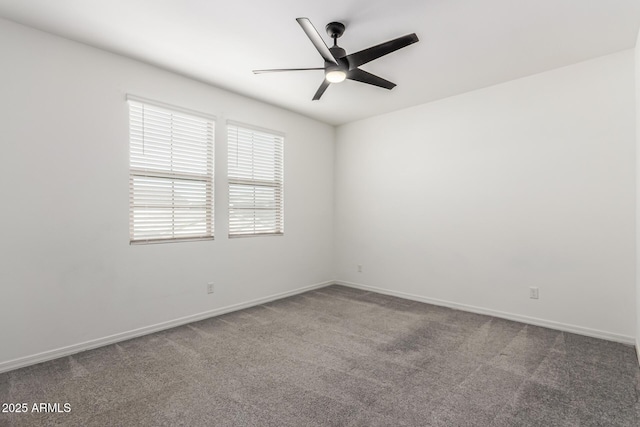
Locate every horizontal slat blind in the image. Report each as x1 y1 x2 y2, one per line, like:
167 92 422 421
129 99 214 243
228 123 284 237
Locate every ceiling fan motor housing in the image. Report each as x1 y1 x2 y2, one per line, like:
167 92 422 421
329 46 349 70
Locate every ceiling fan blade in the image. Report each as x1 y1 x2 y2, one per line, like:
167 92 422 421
346 33 419 69
253 67 324 74
312 79 330 101
296 17 338 65
347 68 396 90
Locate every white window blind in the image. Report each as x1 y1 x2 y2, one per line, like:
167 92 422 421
228 122 284 237
128 96 214 243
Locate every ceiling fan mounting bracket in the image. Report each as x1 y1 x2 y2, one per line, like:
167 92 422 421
326 22 346 40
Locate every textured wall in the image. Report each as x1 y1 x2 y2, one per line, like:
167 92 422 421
335 51 636 342
0 18 335 366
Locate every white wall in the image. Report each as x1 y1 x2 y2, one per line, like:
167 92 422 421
335 50 636 342
635 29 640 356
0 18 335 368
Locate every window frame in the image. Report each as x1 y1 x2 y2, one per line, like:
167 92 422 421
127 95 215 244
227 121 284 238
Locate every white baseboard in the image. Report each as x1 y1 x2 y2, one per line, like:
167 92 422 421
3 279 636 374
335 280 636 346
0 281 332 374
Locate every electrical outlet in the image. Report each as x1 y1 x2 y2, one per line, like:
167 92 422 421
357 264 363 273
207 283 214 294
529 287 539 299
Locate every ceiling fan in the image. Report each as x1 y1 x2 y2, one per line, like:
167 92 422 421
253 18 419 101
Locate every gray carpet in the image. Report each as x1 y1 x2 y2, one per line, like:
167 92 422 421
1 285 639 426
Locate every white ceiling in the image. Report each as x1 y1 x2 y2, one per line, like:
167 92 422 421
1 0 639 125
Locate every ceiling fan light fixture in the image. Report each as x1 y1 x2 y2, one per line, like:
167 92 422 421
325 69 346 83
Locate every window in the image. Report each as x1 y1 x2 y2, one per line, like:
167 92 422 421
128 96 214 243
228 122 284 237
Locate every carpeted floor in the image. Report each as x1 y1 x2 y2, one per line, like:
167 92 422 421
1 285 639 426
